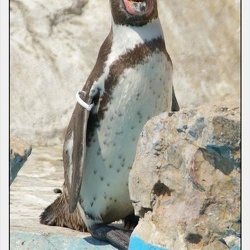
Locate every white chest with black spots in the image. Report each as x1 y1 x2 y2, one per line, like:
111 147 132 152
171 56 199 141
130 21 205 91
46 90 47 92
78 48 173 225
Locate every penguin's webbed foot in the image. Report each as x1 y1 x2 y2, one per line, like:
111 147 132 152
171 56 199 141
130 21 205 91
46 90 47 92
90 224 132 250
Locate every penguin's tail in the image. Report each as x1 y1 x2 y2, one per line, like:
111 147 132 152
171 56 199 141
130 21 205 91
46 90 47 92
40 184 87 232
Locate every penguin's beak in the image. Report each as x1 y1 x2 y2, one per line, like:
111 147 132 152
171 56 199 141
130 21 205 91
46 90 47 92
123 0 153 16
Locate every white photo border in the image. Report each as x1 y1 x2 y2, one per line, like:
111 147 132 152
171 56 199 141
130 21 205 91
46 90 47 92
0 0 10 249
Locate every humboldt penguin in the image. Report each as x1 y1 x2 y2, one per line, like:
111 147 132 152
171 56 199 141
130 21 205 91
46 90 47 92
40 0 179 249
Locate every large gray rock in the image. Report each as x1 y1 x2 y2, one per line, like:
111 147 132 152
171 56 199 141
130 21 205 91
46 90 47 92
129 102 240 249
10 0 240 146
10 136 32 185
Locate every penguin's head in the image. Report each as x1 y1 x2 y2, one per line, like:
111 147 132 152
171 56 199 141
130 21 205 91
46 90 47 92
110 0 158 26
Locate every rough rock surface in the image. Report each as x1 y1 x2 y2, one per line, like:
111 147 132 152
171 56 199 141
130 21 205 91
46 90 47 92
129 102 240 250
10 0 240 145
10 136 32 185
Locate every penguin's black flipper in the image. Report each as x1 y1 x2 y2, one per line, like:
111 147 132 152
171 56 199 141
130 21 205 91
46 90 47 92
66 96 92 213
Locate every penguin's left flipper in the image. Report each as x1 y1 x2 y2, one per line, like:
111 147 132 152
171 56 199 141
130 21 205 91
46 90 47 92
91 224 132 250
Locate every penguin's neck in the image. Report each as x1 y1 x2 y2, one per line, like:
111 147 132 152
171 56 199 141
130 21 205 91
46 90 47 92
90 17 166 97
110 18 164 54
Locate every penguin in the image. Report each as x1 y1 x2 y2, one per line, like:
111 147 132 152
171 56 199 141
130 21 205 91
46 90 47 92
40 0 179 249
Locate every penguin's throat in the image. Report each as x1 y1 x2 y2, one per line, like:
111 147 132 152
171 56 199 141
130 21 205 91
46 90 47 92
123 0 153 16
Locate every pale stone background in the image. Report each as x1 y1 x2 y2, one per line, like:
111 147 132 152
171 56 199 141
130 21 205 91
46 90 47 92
10 0 240 146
